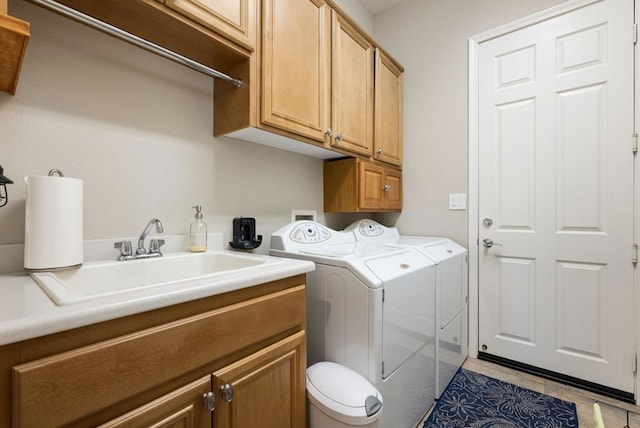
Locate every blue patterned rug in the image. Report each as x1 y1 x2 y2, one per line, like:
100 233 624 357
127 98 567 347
423 368 578 427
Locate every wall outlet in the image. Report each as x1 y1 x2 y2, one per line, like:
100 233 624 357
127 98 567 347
449 193 466 210
291 209 317 222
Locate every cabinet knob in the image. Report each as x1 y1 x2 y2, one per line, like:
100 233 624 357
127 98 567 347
383 184 392 192
376 148 384 156
220 383 234 402
325 128 333 137
202 392 217 411
336 132 343 142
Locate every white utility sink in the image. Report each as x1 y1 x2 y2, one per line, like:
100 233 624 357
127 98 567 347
31 251 285 306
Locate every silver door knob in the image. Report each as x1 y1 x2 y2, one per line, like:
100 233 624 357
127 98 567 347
336 132 343 141
383 184 392 192
220 383 234 402
482 238 502 248
376 148 384 156
202 392 217 411
325 128 333 137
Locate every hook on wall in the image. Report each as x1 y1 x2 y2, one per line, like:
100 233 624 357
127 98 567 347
0 164 13 208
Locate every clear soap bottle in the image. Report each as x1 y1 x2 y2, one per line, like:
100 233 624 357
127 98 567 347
190 205 207 252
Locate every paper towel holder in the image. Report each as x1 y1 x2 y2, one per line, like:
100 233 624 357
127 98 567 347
0 164 14 208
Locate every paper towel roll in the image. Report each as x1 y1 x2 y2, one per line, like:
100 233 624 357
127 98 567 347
24 175 83 270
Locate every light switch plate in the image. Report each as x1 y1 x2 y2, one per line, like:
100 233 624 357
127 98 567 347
449 193 466 210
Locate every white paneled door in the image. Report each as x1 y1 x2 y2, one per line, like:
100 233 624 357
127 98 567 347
477 0 635 394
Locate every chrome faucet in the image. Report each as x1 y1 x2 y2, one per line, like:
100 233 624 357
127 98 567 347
114 218 165 261
137 218 163 255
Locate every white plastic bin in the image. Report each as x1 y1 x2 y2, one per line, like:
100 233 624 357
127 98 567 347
307 362 383 428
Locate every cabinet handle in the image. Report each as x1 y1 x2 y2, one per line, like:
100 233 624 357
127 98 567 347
383 184 392 192
376 148 384 156
325 128 333 137
220 383 234 402
336 132 343 142
202 392 217 411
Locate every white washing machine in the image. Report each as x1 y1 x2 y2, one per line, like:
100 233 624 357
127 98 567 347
270 221 437 428
345 219 468 399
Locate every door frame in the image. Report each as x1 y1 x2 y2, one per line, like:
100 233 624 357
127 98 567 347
468 0 638 402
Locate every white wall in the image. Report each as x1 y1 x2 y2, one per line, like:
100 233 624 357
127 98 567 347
1 0 342 256
334 0 374 34
372 0 567 246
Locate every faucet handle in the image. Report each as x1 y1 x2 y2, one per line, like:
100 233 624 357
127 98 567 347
114 241 132 259
149 238 165 254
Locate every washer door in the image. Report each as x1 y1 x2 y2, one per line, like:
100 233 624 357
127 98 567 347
365 252 436 378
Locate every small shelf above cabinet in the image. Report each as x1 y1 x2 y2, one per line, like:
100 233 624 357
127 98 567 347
324 157 402 213
0 12 30 95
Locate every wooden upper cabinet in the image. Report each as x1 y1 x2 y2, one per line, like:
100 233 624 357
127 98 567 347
261 0 331 142
163 0 256 51
324 157 402 212
358 160 402 211
374 49 403 167
330 11 374 157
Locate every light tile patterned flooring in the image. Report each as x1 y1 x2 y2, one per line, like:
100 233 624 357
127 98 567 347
423 358 640 428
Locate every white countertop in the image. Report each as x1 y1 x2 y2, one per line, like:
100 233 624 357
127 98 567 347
0 251 314 346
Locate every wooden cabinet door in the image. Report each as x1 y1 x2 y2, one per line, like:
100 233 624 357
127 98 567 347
98 377 212 428
358 161 385 210
374 49 403 166
383 168 402 210
164 0 256 51
262 0 331 143
330 11 374 156
213 331 306 428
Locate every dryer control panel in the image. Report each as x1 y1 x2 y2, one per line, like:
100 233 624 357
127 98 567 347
289 222 331 244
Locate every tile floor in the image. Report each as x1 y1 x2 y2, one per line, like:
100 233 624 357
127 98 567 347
421 357 640 428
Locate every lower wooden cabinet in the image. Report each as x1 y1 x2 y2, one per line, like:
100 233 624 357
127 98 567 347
324 157 402 212
100 331 305 428
98 376 213 428
213 331 306 428
4 276 306 427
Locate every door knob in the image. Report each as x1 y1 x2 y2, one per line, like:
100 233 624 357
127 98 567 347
220 383 234 402
482 238 502 248
202 392 217 411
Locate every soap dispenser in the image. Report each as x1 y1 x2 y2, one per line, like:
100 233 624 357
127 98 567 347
190 205 207 252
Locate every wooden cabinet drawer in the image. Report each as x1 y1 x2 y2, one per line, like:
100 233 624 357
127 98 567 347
12 285 305 427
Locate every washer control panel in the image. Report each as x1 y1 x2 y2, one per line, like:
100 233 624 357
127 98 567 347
358 220 385 237
289 222 332 244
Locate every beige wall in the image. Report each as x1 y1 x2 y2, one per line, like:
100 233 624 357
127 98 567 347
372 0 567 246
1 0 573 257
1 0 333 253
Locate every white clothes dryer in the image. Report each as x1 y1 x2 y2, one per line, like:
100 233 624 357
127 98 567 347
270 221 437 428
345 219 468 399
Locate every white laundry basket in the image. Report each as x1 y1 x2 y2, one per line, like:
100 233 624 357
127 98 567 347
307 362 383 428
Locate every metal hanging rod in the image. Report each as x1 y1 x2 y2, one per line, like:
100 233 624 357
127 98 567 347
29 0 245 88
